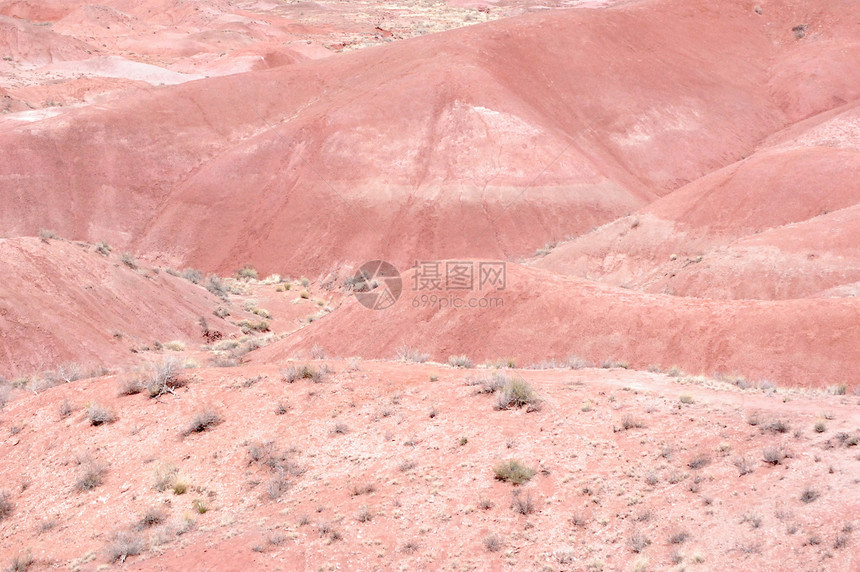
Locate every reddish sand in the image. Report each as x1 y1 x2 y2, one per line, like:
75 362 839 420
537 100 860 299
254 263 860 388
0 0 858 276
0 238 236 378
0 0 858 570
1 359 858 571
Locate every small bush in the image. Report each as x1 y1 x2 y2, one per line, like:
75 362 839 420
629 533 651 553
192 499 208 514
147 357 184 397
733 456 755 476
153 462 178 492
39 228 58 241
401 541 419 554
331 422 349 435
814 421 827 433
105 530 145 562
164 340 185 352
7 551 33 571
120 252 137 269
668 531 689 544
118 377 145 396
620 415 645 431
236 265 258 281
206 275 228 299
173 480 188 495
395 345 429 363
351 483 376 496
181 268 202 284
495 377 541 411
448 355 474 368
687 453 711 470
58 398 73 418
236 319 270 334
763 446 789 465
95 241 112 256
679 394 694 404
0 491 13 520
800 487 819 504
493 460 536 485
75 461 107 492
355 505 373 523
484 533 503 552
266 474 289 500
764 419 790 434
138 507 166 529
181 409 221 437
86 403 116 426
281 364 326 383
511 490 535 515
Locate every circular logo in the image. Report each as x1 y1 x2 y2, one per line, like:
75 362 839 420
352 260 402 310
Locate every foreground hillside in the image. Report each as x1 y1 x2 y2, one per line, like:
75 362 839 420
0 359 858 571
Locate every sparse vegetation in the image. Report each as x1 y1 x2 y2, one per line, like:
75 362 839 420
332 422 349 435
236 265 258 280
181 268 202 284
484 533 503 552
629 533 651 553
146 357 185 397
511 490 536 515
687 453 711 470
236 319 270 334
120 252 137 269
741 513 762 528
39 228 58 242
355 505 373 522
7 551 33 571
493 460 536 484
106 530 144 562
118 376 146 396
763 446 789 465
86 402 116 426
448 354 474 368
733 456 755 476
75 459 107 492
620 415 645 431
95 241 112 256
206 275 228 299
351 483 376 496
138 507 166 529
395 345 429 363
281 364 327 383
58 398 73 418
764 419 790 434
0 491 13 521
181 408 221 437
800 487 819 504
494 376 541 411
